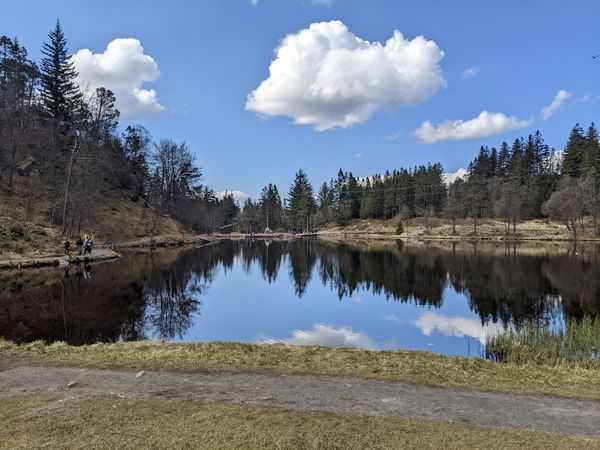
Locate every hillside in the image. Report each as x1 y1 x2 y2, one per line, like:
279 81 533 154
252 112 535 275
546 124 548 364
0 175 189 260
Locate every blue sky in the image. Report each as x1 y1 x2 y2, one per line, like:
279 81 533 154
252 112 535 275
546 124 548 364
2 0 599 199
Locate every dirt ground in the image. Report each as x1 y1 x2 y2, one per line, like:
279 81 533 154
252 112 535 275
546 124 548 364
1 365 599 438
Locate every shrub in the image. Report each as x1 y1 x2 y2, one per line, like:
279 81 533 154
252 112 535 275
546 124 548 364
396 221 404 235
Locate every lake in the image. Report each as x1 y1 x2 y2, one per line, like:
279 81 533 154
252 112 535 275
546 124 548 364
1 238 599 357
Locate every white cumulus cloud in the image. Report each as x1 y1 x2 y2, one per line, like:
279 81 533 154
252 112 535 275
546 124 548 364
414 312 503 345
215 190 250 203
72 38 165 121
541 89 571 120
246 20 446 131
259 323 377 349
462 66 480 79
414 111 531 144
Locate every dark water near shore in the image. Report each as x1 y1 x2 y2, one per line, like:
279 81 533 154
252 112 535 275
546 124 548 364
1 238 599 357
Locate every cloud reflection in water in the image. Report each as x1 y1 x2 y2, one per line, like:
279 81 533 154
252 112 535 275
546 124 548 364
414 312 504 345
258 323 377 349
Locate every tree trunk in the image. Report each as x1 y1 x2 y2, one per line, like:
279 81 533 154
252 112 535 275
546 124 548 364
570 219 577 240
61 140 79 235
8 143 17 191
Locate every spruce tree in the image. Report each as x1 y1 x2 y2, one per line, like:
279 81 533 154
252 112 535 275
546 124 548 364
582 123 600 178
40 19 82 121
287 169 315 231
497 142 511 178
258 183 283 230
562 124 586 178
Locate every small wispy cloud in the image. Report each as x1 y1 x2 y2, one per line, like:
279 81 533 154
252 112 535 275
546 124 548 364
383 131 403 141
384 314 403 325
462 66 480 79
353 152 364 159
541 89 571 120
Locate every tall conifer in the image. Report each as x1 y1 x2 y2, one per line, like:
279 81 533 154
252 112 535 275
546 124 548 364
39 20 82 121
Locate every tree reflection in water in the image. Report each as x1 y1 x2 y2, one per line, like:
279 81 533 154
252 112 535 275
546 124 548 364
1 239 599 345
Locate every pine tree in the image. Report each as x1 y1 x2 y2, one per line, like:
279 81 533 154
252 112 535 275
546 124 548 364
562 124 586 178
39 20 82 121
497 142 511 178
359 179 373 218
287 169 316 231
533 130 549 175
258 183 283 231
0 36 38 108
346 173 362 218
220 193 239 226
489 147 498 177
582 123 600 178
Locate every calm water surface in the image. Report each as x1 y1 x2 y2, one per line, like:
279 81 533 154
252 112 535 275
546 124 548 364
2 238 599 357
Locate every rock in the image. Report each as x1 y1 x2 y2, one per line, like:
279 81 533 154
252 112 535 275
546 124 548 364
136 370 145 378
66 380 78 388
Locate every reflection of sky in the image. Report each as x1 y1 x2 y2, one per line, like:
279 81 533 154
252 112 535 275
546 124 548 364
177 258 508 357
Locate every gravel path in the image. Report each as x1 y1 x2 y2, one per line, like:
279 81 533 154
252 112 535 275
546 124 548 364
1 366 599 437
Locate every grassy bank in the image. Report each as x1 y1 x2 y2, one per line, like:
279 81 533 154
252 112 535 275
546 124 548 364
2 395 595 450
2 340 600 401
320 217 600 242
486 317 600 368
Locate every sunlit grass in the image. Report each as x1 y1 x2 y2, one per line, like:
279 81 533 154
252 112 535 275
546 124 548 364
2 339 600 401
486 317 600 368
1 395 596 449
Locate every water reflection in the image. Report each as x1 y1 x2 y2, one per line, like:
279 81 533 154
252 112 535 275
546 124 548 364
259 323 378 350
414 312 503 345
1 239 599 350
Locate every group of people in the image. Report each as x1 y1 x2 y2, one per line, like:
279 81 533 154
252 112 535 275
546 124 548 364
63 234 94 257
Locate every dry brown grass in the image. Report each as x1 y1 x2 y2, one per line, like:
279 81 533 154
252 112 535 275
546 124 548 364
0 177 191 260
321 217 600 242
3 340 600 401
1 394 597 450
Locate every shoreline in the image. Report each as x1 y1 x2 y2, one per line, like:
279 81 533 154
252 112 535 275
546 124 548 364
209 230 600 243
0 234 219 271
0 248 121 270
2 225 597 271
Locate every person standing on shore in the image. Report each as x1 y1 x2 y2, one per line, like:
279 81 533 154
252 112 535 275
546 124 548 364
85 237 93 255
76 236 83 255
63 239 71 256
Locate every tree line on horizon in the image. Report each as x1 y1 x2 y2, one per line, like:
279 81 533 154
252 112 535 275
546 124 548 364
1 21 599 238
235 123 599 237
